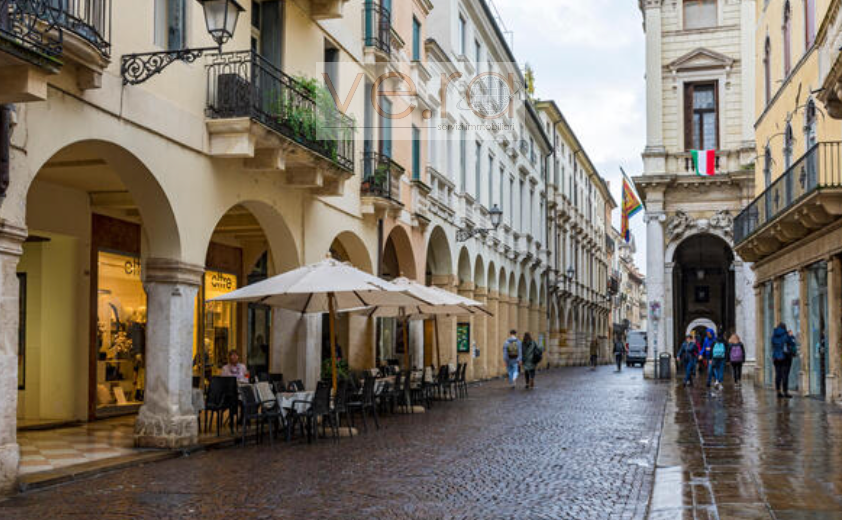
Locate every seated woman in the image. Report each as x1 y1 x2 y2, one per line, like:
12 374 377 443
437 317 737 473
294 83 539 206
221 351 248 382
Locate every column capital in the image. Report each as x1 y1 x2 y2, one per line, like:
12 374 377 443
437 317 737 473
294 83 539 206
0 220 27 257
474 286 488 298
145 258 204 286
644 211 666 224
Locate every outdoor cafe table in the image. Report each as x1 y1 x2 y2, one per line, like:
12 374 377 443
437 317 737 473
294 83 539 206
277 391 314 418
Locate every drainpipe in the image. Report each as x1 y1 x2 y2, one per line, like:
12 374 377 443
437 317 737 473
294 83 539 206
0 104 11 200
543 138 556 358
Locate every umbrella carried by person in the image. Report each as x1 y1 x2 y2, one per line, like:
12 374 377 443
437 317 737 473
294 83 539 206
210 258 430 391
353 277 492 369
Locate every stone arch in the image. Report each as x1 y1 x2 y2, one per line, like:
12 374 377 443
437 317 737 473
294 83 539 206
202 200 300 276
508 272 516 298
457 247 472 286
685 318 716 337
425 225 453 283
529 279 538 305
518 274 528 302
329 230 374 273
474 255 486 289
383 225 417 280
498 267 508 296
666 229 734 264
25 139 182 260
487 261 498 292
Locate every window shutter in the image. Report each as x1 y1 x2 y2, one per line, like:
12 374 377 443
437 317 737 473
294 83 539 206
684 83 694 150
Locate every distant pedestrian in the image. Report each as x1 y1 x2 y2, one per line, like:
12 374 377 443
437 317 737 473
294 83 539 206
590 337 600 370
522 332 541 389
677 334 699 386
503 330 522 388
613 337 625 371
728 333 745 385
771 323 797 398
702 329 716 387
710 335 727 390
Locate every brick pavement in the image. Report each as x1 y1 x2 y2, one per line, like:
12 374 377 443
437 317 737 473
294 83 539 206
0 367 668 520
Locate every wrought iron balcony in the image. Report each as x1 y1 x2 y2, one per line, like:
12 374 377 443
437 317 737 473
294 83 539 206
734 142 842 261
206 50 355 173
363 1 390 56
361 150 404 203
0 0 111 60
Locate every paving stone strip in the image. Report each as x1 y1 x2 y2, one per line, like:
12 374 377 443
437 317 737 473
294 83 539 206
1 367 668 520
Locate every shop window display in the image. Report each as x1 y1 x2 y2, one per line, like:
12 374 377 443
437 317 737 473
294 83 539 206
195 270 239 383
96 251 146 413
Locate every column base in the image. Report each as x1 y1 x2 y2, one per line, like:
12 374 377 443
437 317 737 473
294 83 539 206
0 443 19 495
133 407 198 449
643 360 656 379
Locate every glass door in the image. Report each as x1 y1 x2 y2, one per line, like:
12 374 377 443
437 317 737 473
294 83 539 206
781 272 800 392
763 281 775 387
808 262 828 397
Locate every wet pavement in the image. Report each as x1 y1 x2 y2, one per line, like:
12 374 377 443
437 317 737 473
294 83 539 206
0 366 666 520
650 377 842 519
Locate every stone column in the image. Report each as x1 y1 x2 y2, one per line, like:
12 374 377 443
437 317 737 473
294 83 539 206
432 275 457 366
827 256 842 403
664 262 674 358
754 285 765 388
519 298 530 340
0 221 27 494
473 286 488 380
410 320 424 370
487 290 500 377
270 308 323 388
735 259 757 378
798 268 810 396
644 210 666 379
458 282 476 381
134 259 204 449
643 0 666 173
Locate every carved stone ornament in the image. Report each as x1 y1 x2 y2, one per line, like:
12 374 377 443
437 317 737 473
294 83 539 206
709 210 734 238
666 210 693 242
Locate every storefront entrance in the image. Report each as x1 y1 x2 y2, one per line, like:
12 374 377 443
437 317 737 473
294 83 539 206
807 262 828 397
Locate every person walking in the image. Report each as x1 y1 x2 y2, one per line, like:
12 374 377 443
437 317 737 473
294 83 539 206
522 332 541 389
771 323 797 398
613 337 625 371
590 337 600 370
503 330 522 388
728 333 745 386
702 329 716 387
677 334 699 387
710 335 727 390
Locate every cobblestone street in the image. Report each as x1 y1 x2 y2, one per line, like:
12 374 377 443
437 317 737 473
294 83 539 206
0 367 667 520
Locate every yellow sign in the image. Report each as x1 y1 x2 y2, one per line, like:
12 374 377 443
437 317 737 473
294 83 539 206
204 271 238 300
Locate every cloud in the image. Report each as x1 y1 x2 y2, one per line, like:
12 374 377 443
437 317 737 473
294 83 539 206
491 0 649 273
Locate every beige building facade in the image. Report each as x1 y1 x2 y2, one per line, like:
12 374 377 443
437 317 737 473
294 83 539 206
636 0 757 378
0 0 615 493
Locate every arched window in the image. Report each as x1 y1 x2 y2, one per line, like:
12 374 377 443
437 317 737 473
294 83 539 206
805 0 816 48
783 123 793 169
764 146 772 188
684 0 717 30
764 37 772 105
804 99 817 150
783 2 792 76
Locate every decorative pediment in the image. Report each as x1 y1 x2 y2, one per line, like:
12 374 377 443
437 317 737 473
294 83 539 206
667 48 735 73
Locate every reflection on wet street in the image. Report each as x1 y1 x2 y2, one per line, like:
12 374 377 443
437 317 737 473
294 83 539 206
649 379 842 519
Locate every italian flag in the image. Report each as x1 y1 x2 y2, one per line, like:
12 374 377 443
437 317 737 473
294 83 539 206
691 149 716 176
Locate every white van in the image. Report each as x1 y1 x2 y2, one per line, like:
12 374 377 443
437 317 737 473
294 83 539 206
626 330 647 367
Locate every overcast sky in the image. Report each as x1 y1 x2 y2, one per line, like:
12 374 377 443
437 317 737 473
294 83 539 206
492 0 648 274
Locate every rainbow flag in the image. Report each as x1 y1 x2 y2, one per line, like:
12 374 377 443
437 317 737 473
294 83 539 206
622 177 643 243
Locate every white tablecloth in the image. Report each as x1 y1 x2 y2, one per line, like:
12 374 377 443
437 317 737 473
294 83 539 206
277 391 314 417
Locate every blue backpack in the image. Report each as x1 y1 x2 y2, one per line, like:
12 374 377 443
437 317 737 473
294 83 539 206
712 342 726 359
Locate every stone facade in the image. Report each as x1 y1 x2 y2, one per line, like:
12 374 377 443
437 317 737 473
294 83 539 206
636 0 757 378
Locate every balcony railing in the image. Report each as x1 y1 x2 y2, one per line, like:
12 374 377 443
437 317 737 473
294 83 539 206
0 0 111 59
735 142 842 244
364 1 390 55
53 0 110 56
362 150 404 201
207 50 355 172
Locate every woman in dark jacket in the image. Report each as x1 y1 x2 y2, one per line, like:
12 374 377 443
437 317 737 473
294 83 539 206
771 323 797 398
521 333 540 389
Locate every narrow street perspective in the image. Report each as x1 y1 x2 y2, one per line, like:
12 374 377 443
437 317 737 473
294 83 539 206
1 367 667 520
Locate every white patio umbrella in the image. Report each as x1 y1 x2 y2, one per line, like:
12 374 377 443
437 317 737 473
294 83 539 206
353 277 492 369
210 258 430 391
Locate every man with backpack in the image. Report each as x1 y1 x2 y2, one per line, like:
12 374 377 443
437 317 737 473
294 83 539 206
503 330 522 388
710 335 727 390
677 334 699 387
